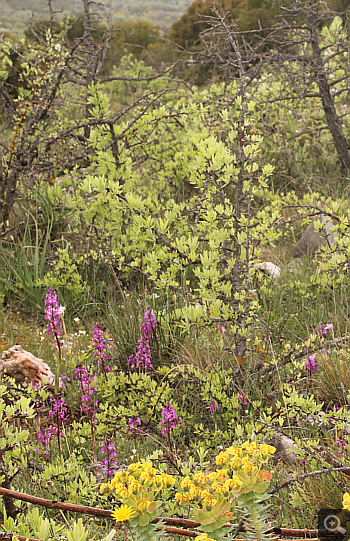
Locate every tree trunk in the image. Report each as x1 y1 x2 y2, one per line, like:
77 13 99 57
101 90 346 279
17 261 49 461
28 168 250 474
309 22 350 174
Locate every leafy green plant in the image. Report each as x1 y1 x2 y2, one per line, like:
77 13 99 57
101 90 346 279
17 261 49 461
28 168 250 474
0 214 52 310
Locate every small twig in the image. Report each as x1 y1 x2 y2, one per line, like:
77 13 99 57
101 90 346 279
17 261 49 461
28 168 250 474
232 519 244 538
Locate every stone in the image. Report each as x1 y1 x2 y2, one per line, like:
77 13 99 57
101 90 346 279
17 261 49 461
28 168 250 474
0 345 55 389
292 216 337 258
254 261 281 279
266 434 298 466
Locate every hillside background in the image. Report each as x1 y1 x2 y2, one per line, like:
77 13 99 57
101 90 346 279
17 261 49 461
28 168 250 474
0 0 191 32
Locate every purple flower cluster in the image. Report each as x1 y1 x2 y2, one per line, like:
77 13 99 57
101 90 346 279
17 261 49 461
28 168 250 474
317 323 333 338
304 355 316 371
303 323 333 371
74 363 98 418
60 373 71 388
100 439 118 475
45 288 63 339
49 394 68 423
37 426 58 457
128 416 142 437
36 393 68 457
92 324 111 373
161 402 179 435
336 438 344 457
31 379 43 408
209 400 219 413
237 391 248 409
128 306 157 373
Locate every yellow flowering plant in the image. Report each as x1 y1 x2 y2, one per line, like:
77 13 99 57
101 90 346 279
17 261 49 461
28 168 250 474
175 442 276 541
102 443 276 541
101 461 174 541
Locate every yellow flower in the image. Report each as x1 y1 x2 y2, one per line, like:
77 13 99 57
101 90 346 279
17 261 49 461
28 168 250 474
230 457 241 468
343 493 350 510
196 533 216 541
193 473 205 485
112 505 135 522
175 493 191 505
181 476 193 490
140 472 151 484
162 473 175 488
259 444 276 456
120 488 132 498
128 462 143 472
137 499 152 511
129 481 141 493
203 496 217 508
216 451 230 465
242 441 257 454
182 493 192 504
189 487 202 500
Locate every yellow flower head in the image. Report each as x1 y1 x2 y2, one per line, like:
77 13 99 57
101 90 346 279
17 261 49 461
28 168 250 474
216 451 230 466
203 496 217 508
112 505 135 522
120 488 132 499
181 476 193 489
128 462 143 473
242 441 257 454
196 534 216 541
196 534 209 541
193 473 205 485
144 466 157 477
230 457 242 469
182 493 192 504
189 487 203 500
242 463 257 473
259 444 276 457
211 481 222 493
343 493 350 510
110 471 127 486
162 473 175 488
139 499 152 510
112 482 125 495
100 483 109 494
129 481 141 493
140 472 151 484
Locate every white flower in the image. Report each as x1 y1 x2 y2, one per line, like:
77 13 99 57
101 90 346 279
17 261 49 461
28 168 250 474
58 306 66 316
79 330 86 335
74 317 80 323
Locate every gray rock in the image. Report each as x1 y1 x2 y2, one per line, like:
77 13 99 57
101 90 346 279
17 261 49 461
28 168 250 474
254 261 281 279
292 216 337 258
266 434 298 466
0 345 55 389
